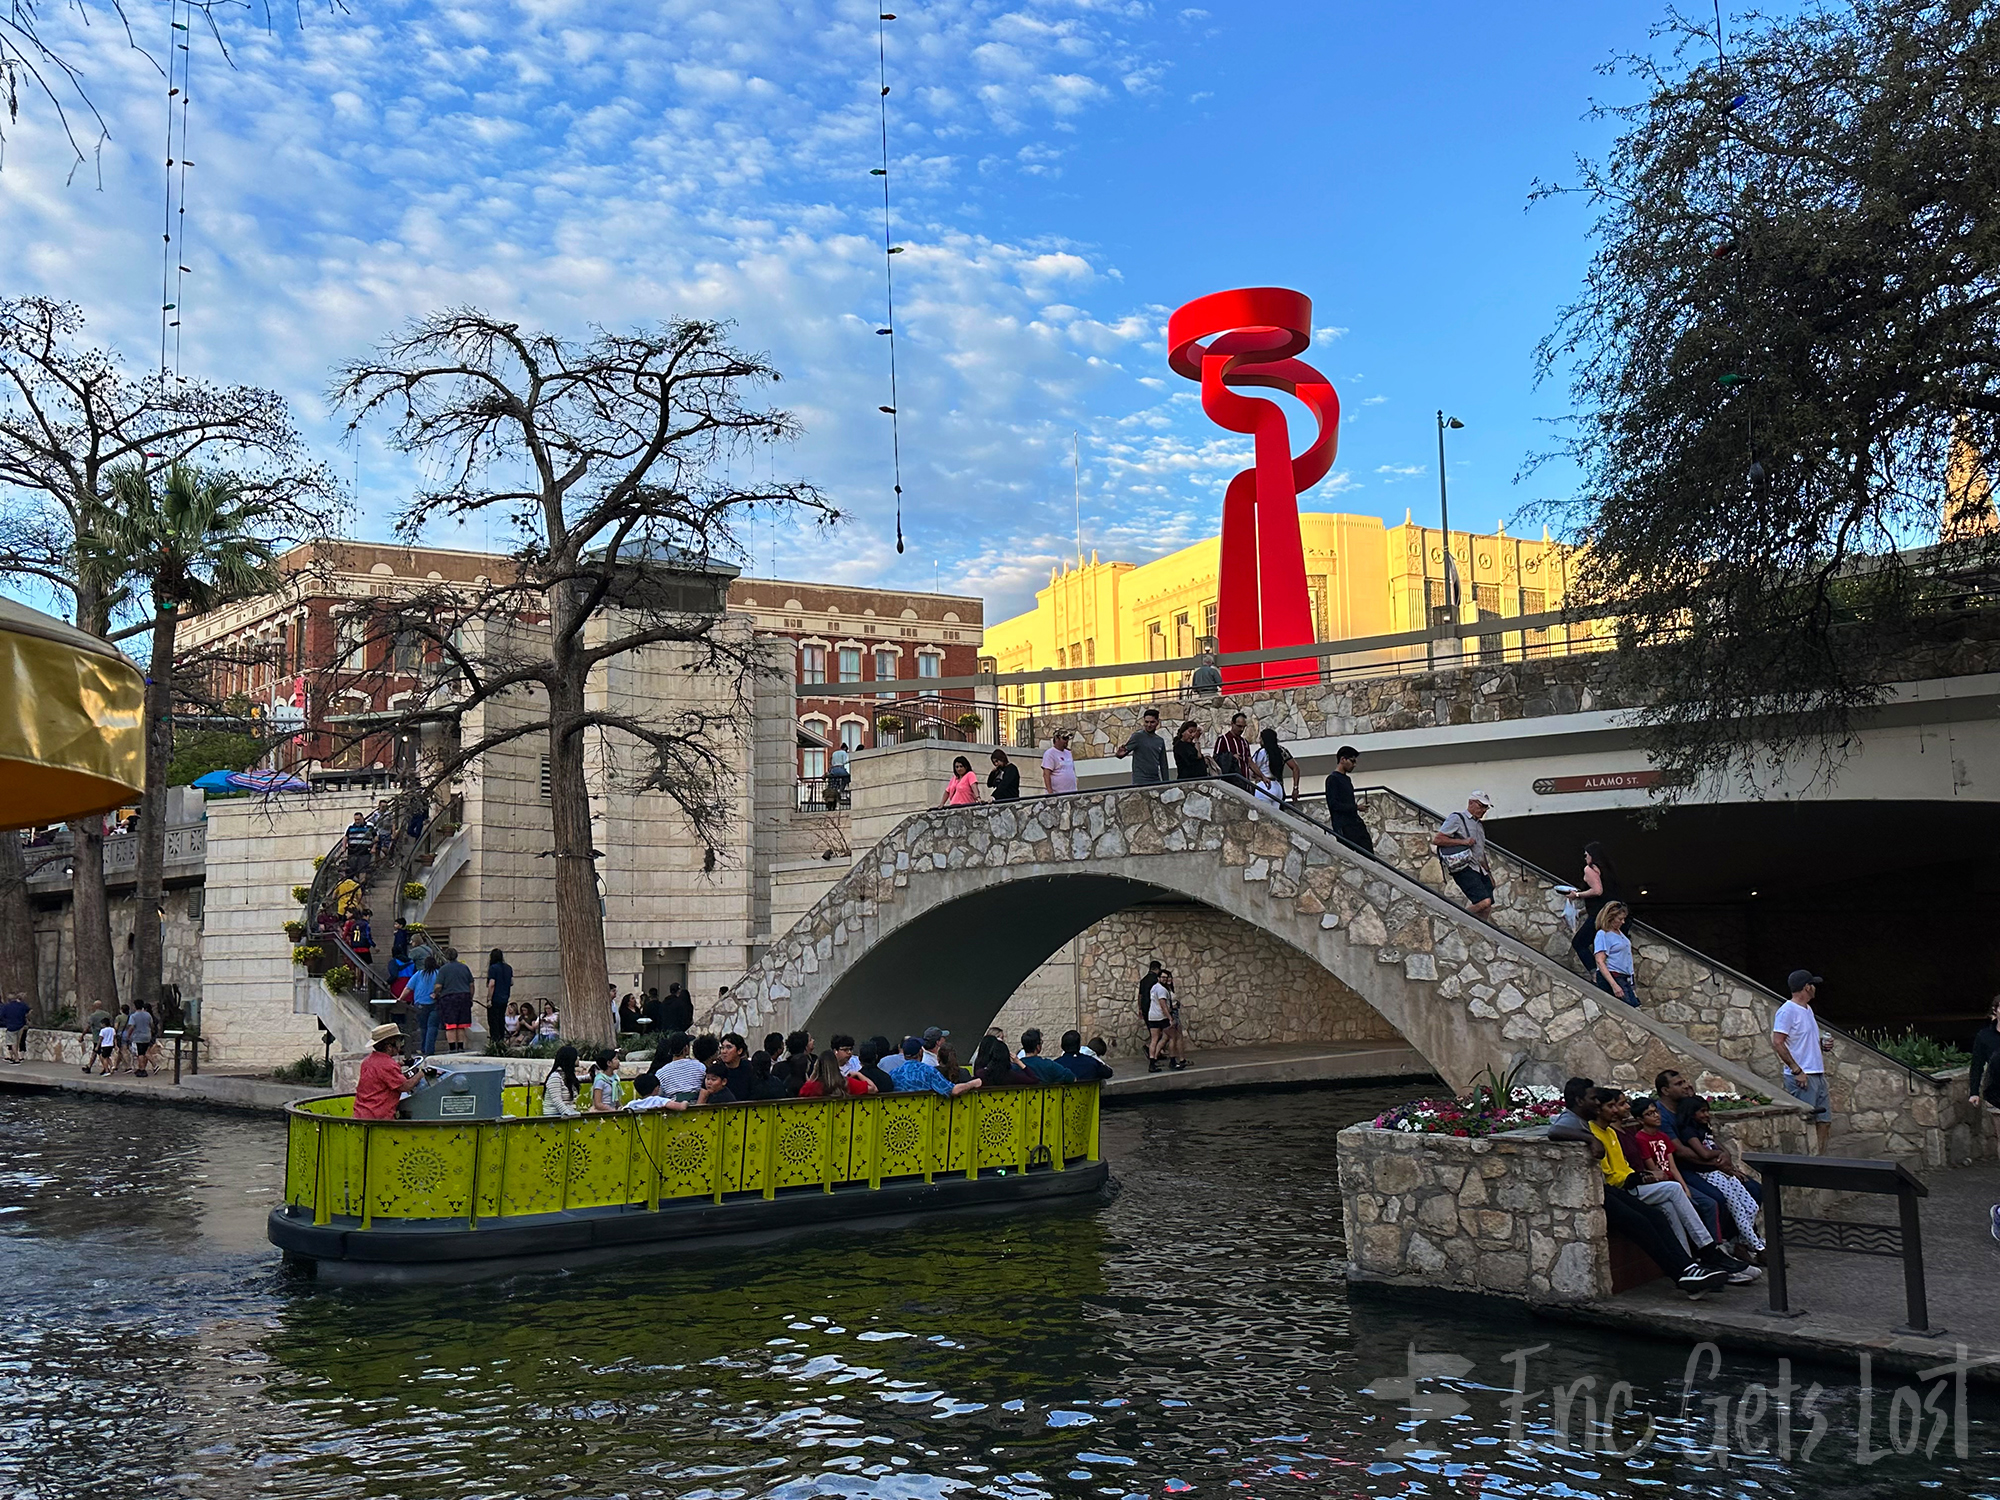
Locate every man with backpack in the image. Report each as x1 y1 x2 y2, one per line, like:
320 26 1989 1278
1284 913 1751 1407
1433 791 1496 921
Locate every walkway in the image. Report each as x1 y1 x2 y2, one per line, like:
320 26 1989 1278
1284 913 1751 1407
0 1058 319 1114
1101 1040 1431 1100
1549 1161 2000 1383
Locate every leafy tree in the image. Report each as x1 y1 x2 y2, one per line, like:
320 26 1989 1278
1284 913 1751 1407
0 297 335 1011
92 464 283 1013
166 728 268 786
331 310 834 1047
1531 0 2000 790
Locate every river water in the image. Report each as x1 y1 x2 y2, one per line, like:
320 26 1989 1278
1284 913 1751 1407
4 1086 1998 1500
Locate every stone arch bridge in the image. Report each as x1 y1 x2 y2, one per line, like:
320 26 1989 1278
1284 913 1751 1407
707 782 1774 1100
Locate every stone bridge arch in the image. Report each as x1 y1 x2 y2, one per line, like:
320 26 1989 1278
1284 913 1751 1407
709 783 1778 1099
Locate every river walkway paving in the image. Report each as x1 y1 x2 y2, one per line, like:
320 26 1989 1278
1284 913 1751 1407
1547 1161 2000 1383
1100 1039 1432 1099
0 1058 321 1113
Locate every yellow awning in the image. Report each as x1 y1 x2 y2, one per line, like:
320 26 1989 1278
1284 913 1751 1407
0 594 146 831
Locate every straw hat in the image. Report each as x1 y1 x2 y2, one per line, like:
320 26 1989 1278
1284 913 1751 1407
369 1022 403 1046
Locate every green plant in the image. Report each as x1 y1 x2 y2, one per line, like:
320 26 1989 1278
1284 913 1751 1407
44 1003 77 1032
403 881 427 902
322 964 355 995
311 853 325 870
405 921 428 935
272 1052 334 1086
291 885 310 904
1855 1027 1970 1072
875 713 904 733
955 712 983 732
282 920 307 941
291 942 325 967
520 1036 565 1059
166 727 268 787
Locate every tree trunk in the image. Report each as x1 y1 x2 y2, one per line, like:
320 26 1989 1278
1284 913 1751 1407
546 664 612 1049
67 819 118 1015
132 602 177 1017
67 588 119 1018
0 832 38 1020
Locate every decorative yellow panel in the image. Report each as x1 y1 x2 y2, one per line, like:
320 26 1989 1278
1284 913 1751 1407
565 1116 643 1210
737 1104 775 1196
653 1110 724 1201
286 1118 317 1209
771 1101 830 1189
973 1091 1025 1170
1062 1087 1093 1161
935 1093 969 1175
365 1125 479 1220
499 1119 570 1217
875 1094 933 1180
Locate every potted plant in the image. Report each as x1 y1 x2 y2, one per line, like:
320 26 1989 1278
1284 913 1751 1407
403 881 427 903
955 712 983 734
291 885 311 904
283 920 307 942
322 964 356 995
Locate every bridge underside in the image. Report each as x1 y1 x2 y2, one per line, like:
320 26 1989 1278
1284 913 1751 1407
803 873 1181 1047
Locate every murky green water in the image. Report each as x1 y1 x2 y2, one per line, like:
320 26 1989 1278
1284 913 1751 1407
4 1087 1998 1499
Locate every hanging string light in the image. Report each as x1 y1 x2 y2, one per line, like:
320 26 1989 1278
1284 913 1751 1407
158 0 195 380
873 8 906 554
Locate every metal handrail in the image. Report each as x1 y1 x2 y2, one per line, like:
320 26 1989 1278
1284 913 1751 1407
1350 781 1945 1090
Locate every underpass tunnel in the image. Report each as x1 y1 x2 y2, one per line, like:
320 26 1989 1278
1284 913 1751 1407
1487 799 2000 1045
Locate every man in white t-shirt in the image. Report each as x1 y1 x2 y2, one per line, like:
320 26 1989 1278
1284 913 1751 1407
1040 730 1078 795
1772 969 1832 1154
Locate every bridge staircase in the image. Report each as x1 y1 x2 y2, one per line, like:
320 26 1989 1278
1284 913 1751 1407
1353 785 1979 1171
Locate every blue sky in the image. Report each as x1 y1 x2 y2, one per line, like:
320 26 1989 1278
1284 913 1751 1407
1 1 1676 621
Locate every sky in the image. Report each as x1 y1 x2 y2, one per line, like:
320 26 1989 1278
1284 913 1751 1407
0 0 1682 623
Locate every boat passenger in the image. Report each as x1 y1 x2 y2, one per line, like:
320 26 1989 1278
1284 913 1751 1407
800 1049 875 1097
746 1052 791 1099
696 1058 738 1105
1017 1029 1072 1085
830 1034 862 1077
719 1033 757 1098
623 1074 689 1113
1055 1029 1113 1082
857 1041 897 1094
541 1045 584 1116
588 1049 623 1112
653 1032 706 1097
354 1023 414 1120
972 1035 1037 1089
887 1036 983 1097
934 1040 970 1084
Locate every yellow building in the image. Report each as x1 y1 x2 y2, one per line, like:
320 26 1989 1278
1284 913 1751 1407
984 512 1581 708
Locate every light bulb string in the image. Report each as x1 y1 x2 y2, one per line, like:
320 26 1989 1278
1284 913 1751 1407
875 8 905 554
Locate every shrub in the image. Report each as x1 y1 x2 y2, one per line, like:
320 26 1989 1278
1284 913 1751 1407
519 1036 566 1059
403 881 427 902
291 885 310 904
272 1053 334 1086
322 965 355 995
1855 1027 1970 1072
1372 1089 1565 1138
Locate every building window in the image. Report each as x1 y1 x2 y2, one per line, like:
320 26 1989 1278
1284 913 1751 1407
838 646 862 684
839 720 865 751
394 630 423 675
800 643 827 685
337 616 367 670
1307 576 1330 640
539 756 552 801
916 652 941 679
186 887 205 923
801 746 826 780
294 613 309 674
1474 584 1504 661
1174 612 1193 658
1521 588 1549 656
1203 601 1218 640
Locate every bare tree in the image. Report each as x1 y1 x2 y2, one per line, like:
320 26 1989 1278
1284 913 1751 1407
0 296 337 1013
332 310 835 1047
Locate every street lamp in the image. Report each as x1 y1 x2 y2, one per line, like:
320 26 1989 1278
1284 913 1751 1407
1435 412 1466 635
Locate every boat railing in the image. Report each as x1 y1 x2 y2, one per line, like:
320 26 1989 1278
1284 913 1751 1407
281 1081 1102 1229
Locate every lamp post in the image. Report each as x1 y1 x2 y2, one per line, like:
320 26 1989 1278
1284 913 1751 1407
1435 411 1466 641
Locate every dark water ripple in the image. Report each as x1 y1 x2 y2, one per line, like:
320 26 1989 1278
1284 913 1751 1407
3 1087 1999 1499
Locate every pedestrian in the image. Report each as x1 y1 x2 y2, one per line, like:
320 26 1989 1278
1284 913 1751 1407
1144 965 1173 1073
1592 902 1639 1007
485 948 513 1039
80 1002 111 1075
92 1013 117 1076
1135 959 1162 1046
391 916 411 965
1772 970 1833 1154
1322 745 1374 854
408 952 440 1054
663 982 694 1034
127 1001 156 1078
1250 727 1298 805
1563 842 1620 976
1190 649 1223 694
826 743 852 807
351 909 374 965
344 812 374 878
987 748 1021 801
1213 711 1253 774
372 801 396 861
1114 707 1170 786
110 1005 131 1075
1160 968 1187 1070
1040 729 1078 795
1170 720 1209 781
1432 791 1496 921
941 755 980 806
434 946 475 1052
0 993 27 1063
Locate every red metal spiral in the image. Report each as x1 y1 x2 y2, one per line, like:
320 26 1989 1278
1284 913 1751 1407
1167 287 1339 690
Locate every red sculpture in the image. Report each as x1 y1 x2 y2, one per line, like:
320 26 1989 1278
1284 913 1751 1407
1167 287 1339 690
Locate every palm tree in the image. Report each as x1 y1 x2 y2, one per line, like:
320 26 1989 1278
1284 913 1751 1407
98 464 282 1022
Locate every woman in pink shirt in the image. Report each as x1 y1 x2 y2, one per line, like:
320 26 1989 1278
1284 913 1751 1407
941 755 979 807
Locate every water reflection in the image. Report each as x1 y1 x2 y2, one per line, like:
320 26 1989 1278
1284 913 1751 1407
1 1087 1996 1499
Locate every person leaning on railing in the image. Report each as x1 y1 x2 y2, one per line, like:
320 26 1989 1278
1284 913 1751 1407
887 1036 983 1097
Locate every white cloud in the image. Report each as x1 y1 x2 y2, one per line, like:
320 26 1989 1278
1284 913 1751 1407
1375 464 1426 480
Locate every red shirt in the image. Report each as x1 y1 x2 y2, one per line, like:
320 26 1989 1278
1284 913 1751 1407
799 1074 871 1097
1633 1127 1677 1179
354 1049 409 1120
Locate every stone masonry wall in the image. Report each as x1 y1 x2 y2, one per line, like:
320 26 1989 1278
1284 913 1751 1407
1075 906 1403 1057
1361 788 1991 1169
1338 1124 1612 1302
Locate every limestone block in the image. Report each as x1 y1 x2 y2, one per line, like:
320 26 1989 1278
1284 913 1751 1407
1404 953 1437 982
1359 1224 1404 1267
1404 1232 1448 1275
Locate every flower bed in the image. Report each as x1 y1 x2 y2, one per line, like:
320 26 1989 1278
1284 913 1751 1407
1371 1084 1769 1137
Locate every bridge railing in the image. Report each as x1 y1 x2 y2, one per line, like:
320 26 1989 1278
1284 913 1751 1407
281 1082 1102 1227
